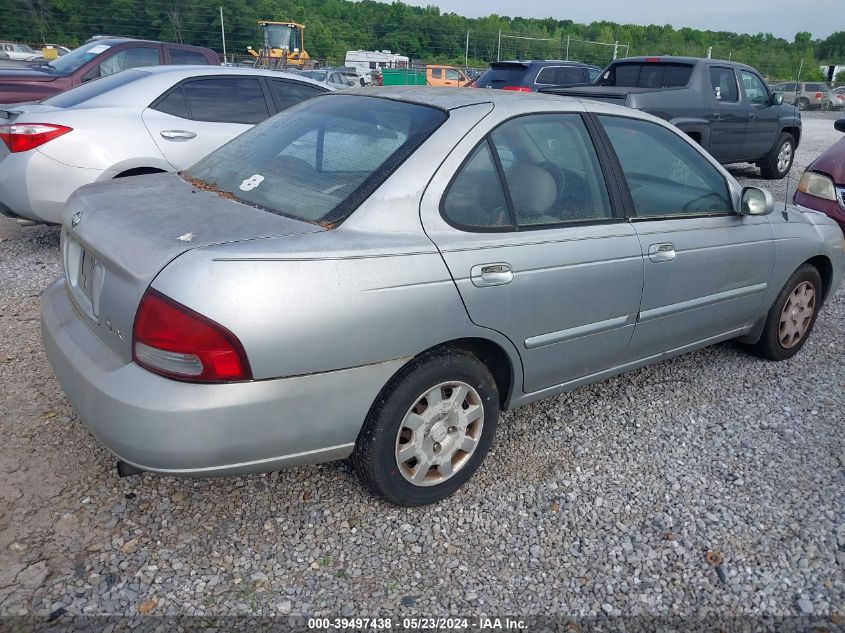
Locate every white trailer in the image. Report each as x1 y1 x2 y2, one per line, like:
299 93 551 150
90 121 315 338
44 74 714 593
344 50 409 85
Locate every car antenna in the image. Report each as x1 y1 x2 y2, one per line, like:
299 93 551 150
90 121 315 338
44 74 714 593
782 60 804 219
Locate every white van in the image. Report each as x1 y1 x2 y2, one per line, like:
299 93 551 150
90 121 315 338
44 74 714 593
344 50 409 85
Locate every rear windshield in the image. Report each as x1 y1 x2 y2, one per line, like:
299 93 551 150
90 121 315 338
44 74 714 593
41 69 149 107
596 62 694 88
474 64 528 88
183 95 447 226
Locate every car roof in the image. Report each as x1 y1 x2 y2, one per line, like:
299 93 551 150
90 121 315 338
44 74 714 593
332 85 638 115
134 64 325 85
493 60 594 67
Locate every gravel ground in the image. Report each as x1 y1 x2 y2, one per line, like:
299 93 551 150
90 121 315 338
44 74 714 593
0 112 843 623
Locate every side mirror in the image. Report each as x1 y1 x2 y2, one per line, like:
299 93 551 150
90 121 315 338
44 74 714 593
835 118 845 133
740 187 775 216
771 92 784 106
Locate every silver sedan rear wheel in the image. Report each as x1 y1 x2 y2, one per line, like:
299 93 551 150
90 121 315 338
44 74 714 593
395 381 484 486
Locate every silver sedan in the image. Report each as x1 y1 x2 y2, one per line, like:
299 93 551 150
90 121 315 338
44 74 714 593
41 88 845 505
0 65 327 225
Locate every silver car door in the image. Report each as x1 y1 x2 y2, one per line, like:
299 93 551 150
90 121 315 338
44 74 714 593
421 112 644 394
597 114 775 359
142 76 269 171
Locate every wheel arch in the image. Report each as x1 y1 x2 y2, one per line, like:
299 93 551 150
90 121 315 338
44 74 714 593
805 254 833 302
781 125 801 148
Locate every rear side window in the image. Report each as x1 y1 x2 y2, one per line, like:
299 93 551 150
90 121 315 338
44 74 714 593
535 66 586 86
152 87 190 118
709 67 738 102
182 77 269 124
183 95 447 225
474 64 528 88
267 79 325 112
443 113 613 230
169 49 210 65
599 115 731 218
598 63 693 88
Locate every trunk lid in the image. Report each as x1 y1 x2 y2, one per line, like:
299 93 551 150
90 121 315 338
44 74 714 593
62 173 324 362
0 103 63 122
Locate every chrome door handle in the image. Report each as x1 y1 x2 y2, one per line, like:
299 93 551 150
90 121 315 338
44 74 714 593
471 263 514 287
160 130 197 141
648 243 676 263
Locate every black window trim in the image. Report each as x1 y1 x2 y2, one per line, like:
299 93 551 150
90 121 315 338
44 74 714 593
149 74 276 122
439 111 627 234
591 112 738 222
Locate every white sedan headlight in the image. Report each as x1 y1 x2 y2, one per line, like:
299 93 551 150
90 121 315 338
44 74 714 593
797 171 837 201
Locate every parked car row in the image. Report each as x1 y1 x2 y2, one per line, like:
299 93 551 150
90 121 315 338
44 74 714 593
771 81 845 111
1 39 843 505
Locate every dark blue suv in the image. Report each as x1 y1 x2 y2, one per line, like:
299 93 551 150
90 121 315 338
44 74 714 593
472 60 601 92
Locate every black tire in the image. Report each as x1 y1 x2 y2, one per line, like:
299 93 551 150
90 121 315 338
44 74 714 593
747 264 822 361
353 349 499 506
759 132 795 180
796 97 809 111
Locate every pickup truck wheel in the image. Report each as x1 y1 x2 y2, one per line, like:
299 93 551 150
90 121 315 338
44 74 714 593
759 133 795 179
353 349 499 506
747 264 821 361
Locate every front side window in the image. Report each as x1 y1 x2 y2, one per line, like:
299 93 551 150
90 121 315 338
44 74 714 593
741 71 769 105
184 95 447 225
445 69 461 81
599 115 732 218
182 77 269 124
87 47 160 80
709 67 738 102
443 114 613 230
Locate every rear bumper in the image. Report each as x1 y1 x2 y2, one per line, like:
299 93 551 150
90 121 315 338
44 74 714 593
41 278 407 476
0 150 113 224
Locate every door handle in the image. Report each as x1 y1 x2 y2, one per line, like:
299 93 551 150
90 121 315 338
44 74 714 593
712 112 721 119
749 112 756 120
160 130 197 141
648 243 676 263
471 263 514 287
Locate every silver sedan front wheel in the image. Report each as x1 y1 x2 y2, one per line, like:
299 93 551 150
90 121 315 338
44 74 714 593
395 381 484 486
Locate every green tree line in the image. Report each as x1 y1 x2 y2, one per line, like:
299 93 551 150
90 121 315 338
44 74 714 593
2 0 842 80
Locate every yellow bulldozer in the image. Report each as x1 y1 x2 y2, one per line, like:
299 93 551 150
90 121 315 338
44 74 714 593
247 21 312 69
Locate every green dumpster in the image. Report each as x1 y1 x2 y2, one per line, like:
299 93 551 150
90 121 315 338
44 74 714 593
380 68 427 86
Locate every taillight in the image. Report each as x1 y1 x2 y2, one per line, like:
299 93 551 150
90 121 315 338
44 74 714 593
645 57 660 62
132 289 252 383
815 92 823 99
503 86 531 92
0 123 72 153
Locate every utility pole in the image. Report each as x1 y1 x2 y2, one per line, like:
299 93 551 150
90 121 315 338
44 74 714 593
612 41 618 60
565 35 570 61
219 6 227 64
465 30 469 67
497 29 501 61
796 58 804 82
707 46 712 59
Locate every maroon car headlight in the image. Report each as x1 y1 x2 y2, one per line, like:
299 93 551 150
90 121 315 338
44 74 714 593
797 172 837 201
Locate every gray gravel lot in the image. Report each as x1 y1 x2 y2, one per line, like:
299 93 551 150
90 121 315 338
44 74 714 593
0 112 843 621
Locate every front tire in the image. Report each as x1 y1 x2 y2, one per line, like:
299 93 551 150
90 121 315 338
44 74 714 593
747 264 822 361
353 349 499 506
759 132 795 179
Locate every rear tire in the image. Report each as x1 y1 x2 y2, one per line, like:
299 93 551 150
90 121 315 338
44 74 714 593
759 132 795 180
353 349 499 506
747 264 822 361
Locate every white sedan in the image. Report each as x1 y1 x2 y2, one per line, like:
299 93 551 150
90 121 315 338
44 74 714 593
0 66 328 224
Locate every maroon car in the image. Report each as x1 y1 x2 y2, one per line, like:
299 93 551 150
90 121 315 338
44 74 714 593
0 38 218 104
794 118 845 233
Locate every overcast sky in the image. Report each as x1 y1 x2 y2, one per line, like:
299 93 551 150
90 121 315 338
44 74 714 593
384 0 842 40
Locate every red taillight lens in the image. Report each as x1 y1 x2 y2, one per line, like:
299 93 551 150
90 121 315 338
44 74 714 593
815 92 823 99
645 57 660 62
502 86 531 92
132 289 252 383
0 123 72 153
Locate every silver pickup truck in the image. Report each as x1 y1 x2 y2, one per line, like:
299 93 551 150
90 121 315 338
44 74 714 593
541 56 801 179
